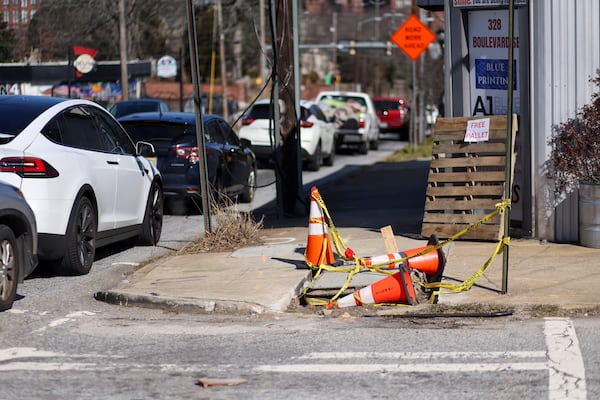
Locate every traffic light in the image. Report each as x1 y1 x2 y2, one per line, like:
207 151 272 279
386 41 393 56
349 40 356 56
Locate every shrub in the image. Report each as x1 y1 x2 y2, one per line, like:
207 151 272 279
548 69 600 198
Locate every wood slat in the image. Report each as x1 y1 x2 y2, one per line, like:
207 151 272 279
423 213 501 225
425 198 504 210
422 223 503 240
425 185 504 197
432 142 506 155
430 156 506 169
428 171 507 183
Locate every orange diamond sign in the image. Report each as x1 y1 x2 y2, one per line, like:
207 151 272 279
391 14 436 61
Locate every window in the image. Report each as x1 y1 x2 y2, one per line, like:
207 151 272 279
204 120 225 145
217 119 240 146
89 107 136 155
53 107 105 151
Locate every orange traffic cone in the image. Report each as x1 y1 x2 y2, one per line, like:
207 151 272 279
328 267 417 308
305 187 336 267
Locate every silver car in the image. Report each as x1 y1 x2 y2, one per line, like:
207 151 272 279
0 181 38 311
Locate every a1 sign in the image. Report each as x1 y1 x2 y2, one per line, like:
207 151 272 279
390 14 436 61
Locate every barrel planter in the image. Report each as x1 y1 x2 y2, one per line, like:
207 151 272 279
579 182 600 248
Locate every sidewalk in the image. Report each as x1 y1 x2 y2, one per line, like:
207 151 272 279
94 161 600 315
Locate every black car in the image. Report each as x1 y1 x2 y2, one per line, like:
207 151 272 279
118 112 257 209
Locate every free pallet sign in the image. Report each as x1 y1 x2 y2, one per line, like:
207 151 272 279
464 118 490 142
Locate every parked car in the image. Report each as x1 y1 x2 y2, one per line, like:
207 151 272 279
108 98 170 119
118 112 257 208
0 95 163 276
315 91 379 154
0 181 38 311
373 97 410 140
238 99 336 171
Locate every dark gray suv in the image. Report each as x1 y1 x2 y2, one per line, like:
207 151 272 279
0 181 38 311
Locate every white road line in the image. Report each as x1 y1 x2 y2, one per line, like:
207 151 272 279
545 317 587 400
296 351 546 360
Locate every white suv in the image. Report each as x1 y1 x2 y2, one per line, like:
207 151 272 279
315 91 379 154
0 95 163 275
239 99 336 171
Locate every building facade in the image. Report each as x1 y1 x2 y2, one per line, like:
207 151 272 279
1 0 39 29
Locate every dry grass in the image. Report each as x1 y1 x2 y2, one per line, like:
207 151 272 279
177 195 264 254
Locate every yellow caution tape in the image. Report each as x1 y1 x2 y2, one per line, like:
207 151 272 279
302 191 512 307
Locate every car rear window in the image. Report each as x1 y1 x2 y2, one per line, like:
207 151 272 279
0 99 58 141
374 100 401 110
110 103 160 118
246 103 272 120
120 122 197 143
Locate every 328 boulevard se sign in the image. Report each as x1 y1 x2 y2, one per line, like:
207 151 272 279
390 14 436 61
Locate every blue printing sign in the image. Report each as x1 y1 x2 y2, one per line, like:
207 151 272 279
475 59 517 90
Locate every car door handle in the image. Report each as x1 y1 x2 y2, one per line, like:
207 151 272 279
107 160 119 165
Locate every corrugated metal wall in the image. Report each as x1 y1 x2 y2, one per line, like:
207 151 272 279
531 0 600 242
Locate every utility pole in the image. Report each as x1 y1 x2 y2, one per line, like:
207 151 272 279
186 0 212 233
217 0 228 120
119 0 129 100
275 0 301 216
260 0 266 86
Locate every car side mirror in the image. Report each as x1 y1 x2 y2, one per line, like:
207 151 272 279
136 141 156 158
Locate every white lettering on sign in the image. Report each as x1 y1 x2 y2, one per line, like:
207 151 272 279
465 118 490 142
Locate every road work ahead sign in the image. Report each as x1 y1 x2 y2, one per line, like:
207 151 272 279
390 14 436 61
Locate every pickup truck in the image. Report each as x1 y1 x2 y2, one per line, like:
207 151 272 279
315 91 379 154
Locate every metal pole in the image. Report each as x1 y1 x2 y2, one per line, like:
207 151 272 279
119 0 129 100
186 0 212 233
293 0 302 201
502 0 515 294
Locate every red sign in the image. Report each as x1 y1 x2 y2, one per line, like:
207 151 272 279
390 14 436 61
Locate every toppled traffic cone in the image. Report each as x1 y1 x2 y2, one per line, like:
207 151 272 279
404 235 446 282
305 187 336 268
328 267 417 308
360 234 445 279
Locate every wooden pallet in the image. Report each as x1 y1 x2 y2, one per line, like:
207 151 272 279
421 115 518 241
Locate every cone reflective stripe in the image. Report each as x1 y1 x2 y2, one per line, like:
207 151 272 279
360 239 445 277
305 187 336 267
361 252 404 269
329 268 417 308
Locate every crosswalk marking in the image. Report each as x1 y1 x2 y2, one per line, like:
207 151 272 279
545 318 587 400
296 351 546 360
